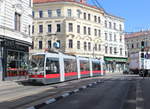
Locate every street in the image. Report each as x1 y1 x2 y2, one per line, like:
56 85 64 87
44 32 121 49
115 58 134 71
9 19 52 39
40 75 146 109
1 74 150 109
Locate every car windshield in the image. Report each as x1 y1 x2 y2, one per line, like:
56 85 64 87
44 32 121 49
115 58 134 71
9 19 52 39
30 54 45 71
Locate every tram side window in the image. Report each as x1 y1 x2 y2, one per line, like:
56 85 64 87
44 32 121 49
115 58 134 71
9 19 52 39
92 61 101 71
64 59 77 73
46 58 59 74
80 60 90 71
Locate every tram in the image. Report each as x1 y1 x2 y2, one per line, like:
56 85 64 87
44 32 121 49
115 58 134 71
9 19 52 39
28 52 104 84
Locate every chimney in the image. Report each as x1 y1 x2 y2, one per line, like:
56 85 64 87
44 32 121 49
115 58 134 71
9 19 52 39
80 0 86 4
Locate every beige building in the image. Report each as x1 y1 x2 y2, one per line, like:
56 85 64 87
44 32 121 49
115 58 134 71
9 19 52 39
31 0 127 73
125 30 150 55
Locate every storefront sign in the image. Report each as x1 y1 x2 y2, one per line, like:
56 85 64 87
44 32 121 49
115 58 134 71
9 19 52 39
104 57 127 62
2 40 28 52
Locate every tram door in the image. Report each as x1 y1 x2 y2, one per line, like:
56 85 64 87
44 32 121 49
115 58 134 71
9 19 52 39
45 57 60 83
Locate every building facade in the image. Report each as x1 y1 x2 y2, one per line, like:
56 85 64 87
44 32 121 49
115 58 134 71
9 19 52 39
125 30 150 57
0 0 32 81
32 0 127 73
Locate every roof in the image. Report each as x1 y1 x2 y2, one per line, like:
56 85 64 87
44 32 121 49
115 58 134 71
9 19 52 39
33 0 74 4
33 0 104 12
125 30 150 39
33 0 124 20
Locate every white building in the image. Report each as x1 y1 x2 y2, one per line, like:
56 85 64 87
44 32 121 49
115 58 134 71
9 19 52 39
103 14 127 73
0 0 32 81
32 0 127 73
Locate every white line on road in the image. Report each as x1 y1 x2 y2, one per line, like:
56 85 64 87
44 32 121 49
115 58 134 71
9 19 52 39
73 89 79 93
136 81 144 109
26 106 36 109
62 93 70 98
45 98 56 104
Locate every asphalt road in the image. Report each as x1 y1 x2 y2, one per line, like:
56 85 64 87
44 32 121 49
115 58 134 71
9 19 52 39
40 76 146 109
1 74 149 109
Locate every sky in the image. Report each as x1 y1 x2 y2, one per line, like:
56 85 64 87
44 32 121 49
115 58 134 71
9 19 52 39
87 0 150 32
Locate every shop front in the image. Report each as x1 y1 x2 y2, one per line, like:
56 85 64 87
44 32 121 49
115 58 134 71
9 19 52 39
1 39 30 81
104 57 127 73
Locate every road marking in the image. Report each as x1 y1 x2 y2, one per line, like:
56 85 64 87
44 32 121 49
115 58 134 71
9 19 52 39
73 89 79 92
45 98 56 104
26 106 36 109
82 86 87 89
88 84 92 86
62 93 70 98
136 81 144 109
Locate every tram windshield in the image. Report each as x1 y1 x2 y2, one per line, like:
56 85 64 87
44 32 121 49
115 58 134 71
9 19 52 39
30 55 45 72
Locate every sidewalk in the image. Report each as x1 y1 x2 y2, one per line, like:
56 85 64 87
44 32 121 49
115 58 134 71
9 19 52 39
105 71 123 76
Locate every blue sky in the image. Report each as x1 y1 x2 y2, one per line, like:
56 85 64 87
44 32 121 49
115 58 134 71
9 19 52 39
87 0 150 32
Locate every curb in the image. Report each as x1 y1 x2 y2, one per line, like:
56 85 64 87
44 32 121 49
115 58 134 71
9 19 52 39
26 80 103 109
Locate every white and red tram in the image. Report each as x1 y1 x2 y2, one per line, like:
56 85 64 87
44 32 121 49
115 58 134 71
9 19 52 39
29 52 104 84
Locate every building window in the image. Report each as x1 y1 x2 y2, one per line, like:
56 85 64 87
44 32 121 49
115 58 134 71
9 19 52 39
114 23 116 30
88 42 91 51
114 34 116 41
69 39 73 48
109 22 112 28
32 25 34 34
77 25 80 33
57 24 61 32
84 26 87 35
99 44 101 51
56 9 61 17
48 24 52 33
32 11 34 18
84 42 87 50
105 46 108 54
77 9 81 18
28 25 31 35
94 29 97 36
39 10 43 18
98 30 101 37
68 23 73 32
119 24 122 31
88 27 91 35
105 33 108 40
88 14 91 20
120 35 122 42
120 48 123 55
98 17 101 23
15 13 21 31
48 10 52 17
109 33 112 41
48 40 51 48
29 0 32 7
105 20 107 28
67 9 72 17
95 44 97 51
39 25 43 33
77 41 80 49
110 47 112 54
83 12 86 20
39 41 42 49
94 16 97 22
114 47 117 54
132 44 134 48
